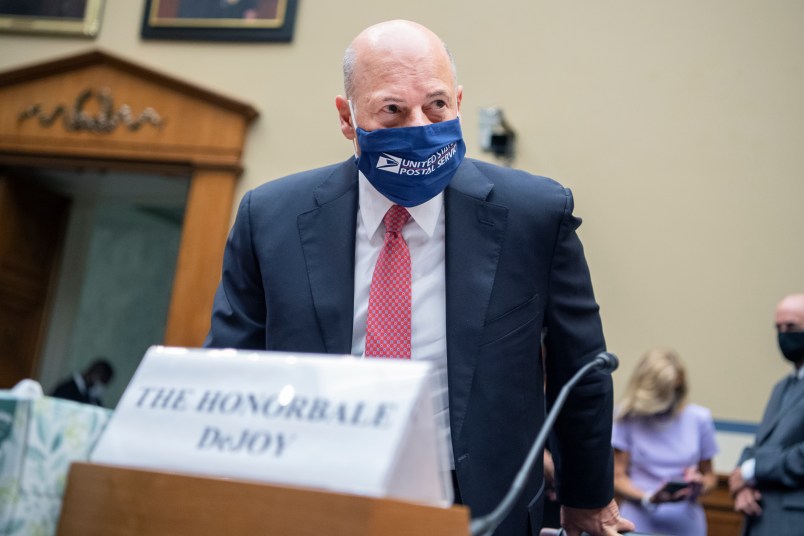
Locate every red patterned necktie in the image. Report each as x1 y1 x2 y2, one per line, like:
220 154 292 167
365 205 412 359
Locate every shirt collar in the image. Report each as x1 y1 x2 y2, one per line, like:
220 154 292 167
357 171 443 239
73 372 87 394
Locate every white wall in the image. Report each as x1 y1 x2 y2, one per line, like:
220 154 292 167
2 0 802 423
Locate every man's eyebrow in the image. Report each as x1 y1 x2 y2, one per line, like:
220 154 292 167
370 91 450 105
426 90 450 99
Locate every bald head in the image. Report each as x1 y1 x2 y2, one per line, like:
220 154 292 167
343 20 457 100
335 19 462 143
776 293 804 332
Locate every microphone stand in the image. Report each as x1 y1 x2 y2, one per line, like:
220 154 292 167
469 352 617 536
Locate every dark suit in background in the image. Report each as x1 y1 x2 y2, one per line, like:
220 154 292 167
737 374 804 535
50 359 113 407
730 293 804 536
51 375 98 406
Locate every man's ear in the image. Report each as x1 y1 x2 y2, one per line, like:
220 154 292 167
335 96 355 141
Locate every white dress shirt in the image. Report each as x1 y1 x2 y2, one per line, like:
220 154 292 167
351 172 452 464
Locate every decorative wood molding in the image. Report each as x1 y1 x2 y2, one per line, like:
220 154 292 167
0 49 258 169
18 87 164 133
0 50 258 121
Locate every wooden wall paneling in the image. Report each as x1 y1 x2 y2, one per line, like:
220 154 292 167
163 168 238 347
0 176 70 387
701 475 743 536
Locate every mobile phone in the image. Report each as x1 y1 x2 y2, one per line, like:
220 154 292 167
661 480 691 494
540 531 663 535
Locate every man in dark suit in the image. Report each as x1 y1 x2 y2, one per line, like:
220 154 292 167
205 19 633 536
729 293 804 536
50 358 114 407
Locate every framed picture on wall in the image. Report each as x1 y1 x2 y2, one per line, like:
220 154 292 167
0 0 105 37
141 0 298 42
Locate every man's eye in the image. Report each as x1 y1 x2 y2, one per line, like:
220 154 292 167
433 100 447 108
384 104 400 114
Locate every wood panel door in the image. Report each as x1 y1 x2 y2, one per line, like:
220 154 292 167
0 50 258 348
0 175 70 388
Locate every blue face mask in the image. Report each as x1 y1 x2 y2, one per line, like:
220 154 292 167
351 103 466 207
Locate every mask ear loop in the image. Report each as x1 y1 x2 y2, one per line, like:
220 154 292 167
348 99 360 158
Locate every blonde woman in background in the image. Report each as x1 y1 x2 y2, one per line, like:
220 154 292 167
612 348 718 536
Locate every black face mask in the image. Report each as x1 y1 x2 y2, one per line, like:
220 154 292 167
778 331 804 363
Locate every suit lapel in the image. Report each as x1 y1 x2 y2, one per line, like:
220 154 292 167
296 157 509 440
787 377 804 408
756 376 802 444
297 159 359 355
445 160 508 442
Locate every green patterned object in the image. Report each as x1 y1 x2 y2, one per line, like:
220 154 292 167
0 393 112 536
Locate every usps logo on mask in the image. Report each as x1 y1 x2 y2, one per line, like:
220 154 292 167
376 154 402 174
374 144 458 177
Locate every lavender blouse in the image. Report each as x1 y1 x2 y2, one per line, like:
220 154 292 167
612 403 719 536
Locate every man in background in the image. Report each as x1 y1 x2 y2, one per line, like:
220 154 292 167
50 358 114 407
729 293 804 535
206 19 633 536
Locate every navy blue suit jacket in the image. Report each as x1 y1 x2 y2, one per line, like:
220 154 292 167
206 157 615 535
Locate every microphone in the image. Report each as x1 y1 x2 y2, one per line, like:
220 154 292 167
594 351 619 374
469 351 619 536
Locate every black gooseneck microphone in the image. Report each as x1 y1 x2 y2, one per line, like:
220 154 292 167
469 351 619 536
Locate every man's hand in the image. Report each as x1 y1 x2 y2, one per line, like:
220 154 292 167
728 467 747 495
561 499 635 536
544 450 557 501
733 486 763 517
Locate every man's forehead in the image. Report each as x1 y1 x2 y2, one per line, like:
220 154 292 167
360 50 450 78
355 51 453 91
353 32 452 82
776 298 804 321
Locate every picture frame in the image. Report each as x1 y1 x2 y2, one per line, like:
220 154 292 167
0 0 105 37
141 0 298 42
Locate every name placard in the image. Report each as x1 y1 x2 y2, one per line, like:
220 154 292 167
90 346 452 505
